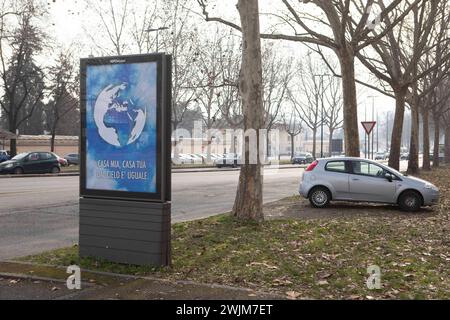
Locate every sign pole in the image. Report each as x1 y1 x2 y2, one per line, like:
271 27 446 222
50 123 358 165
361 121 377 159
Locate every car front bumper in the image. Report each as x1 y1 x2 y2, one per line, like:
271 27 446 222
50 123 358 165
422 189 440 206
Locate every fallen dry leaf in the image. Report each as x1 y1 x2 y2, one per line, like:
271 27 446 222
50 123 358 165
286 291 301 299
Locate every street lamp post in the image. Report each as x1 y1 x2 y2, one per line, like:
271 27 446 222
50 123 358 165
146 27 169 52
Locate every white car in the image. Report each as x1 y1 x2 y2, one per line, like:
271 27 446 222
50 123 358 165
188 154 203 164
214 153 242 168
299 157 439 212
172 153 194 165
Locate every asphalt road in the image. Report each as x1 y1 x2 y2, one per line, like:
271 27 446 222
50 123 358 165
0 167 303 260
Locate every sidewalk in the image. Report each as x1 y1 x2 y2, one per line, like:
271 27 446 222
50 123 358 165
0 261 283 300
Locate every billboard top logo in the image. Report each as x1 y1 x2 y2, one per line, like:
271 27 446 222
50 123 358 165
110 59 126 64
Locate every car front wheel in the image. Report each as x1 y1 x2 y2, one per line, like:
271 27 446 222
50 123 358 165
309 187 331 208
14 167 23 175
398 191 422 212
51 166 61 174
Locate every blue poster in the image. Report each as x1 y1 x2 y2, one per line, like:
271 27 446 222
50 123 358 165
85 62 157 193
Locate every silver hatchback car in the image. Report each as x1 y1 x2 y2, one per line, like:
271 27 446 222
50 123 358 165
299 157 439 212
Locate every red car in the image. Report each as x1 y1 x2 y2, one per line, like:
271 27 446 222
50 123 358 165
52 153 68 167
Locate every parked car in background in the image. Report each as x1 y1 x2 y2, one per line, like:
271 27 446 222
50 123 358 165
291 152 314 164
330 152 345 158
198 153 221 163
0 150 10 163
375 152 387 160
299 157 439 212
215 153 241 168
400 153 409 160
64 153 79 166
52 153 68 167
0 152 60 175
188 153 203 164
172 153 194 165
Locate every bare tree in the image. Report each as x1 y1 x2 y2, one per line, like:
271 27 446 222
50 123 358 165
231 0 264 222
357 0 443 170
262 45 293 157
0 0 47 156
324 75 343 157
193 31 234 161
288 54 324 158
430 80 450 168
198 0 418 157
216 35 242 130
406 1 450 173
84 0 130 55
281 108 302 159
129 1 170 54
443 109 450 164
45 50 79 152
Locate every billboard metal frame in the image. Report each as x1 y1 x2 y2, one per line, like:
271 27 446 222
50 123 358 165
80 53 171 203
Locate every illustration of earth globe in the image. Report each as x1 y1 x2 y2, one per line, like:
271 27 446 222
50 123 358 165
93 83 146 147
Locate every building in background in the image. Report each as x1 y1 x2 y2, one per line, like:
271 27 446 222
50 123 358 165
2 135 79 156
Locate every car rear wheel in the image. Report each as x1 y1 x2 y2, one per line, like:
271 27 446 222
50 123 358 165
14 167 23 175
398 191 422 212
309 187 331 208
51 166 61 174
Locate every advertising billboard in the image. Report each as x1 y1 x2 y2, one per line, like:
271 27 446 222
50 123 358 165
80 54 171 202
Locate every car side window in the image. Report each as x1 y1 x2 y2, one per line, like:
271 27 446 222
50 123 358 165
40 153 54 160
28 153 39 161
325 161 348 173
352 161 385 177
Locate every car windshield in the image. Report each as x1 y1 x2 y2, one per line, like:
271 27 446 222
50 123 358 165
12 153 28 160
377 162 403 177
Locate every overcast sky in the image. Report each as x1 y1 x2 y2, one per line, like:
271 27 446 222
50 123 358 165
43 0 398 133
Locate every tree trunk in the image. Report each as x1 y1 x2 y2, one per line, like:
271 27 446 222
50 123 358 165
50 123 57 153
388 88 407 170
445 125 450 164
232 0 264 222
328 128 334 157
421 106 431 170
51 133 56 152
9 138 17 157
312 128 317 159
407 100 420 174
290 134 294 159
8 118 17 157
433 114 440 167
338 50 360 157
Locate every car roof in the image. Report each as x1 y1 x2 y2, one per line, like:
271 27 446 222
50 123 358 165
320 157 376 162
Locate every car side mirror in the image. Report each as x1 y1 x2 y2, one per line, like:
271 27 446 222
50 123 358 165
385 174 393 182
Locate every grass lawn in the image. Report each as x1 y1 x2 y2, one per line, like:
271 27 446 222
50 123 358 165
18 167 450 299
61 165 79 173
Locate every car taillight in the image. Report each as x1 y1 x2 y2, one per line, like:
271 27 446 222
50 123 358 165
306 160 318 172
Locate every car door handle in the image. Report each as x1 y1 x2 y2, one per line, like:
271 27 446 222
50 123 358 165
352 178 360 181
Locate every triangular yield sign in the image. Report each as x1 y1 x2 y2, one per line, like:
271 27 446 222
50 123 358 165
361 121 376 134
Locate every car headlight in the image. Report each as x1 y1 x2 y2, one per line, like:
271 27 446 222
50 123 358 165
4 163 14 168
425 183 439 191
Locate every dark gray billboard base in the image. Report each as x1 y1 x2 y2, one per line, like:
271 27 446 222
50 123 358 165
79 198 171 267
